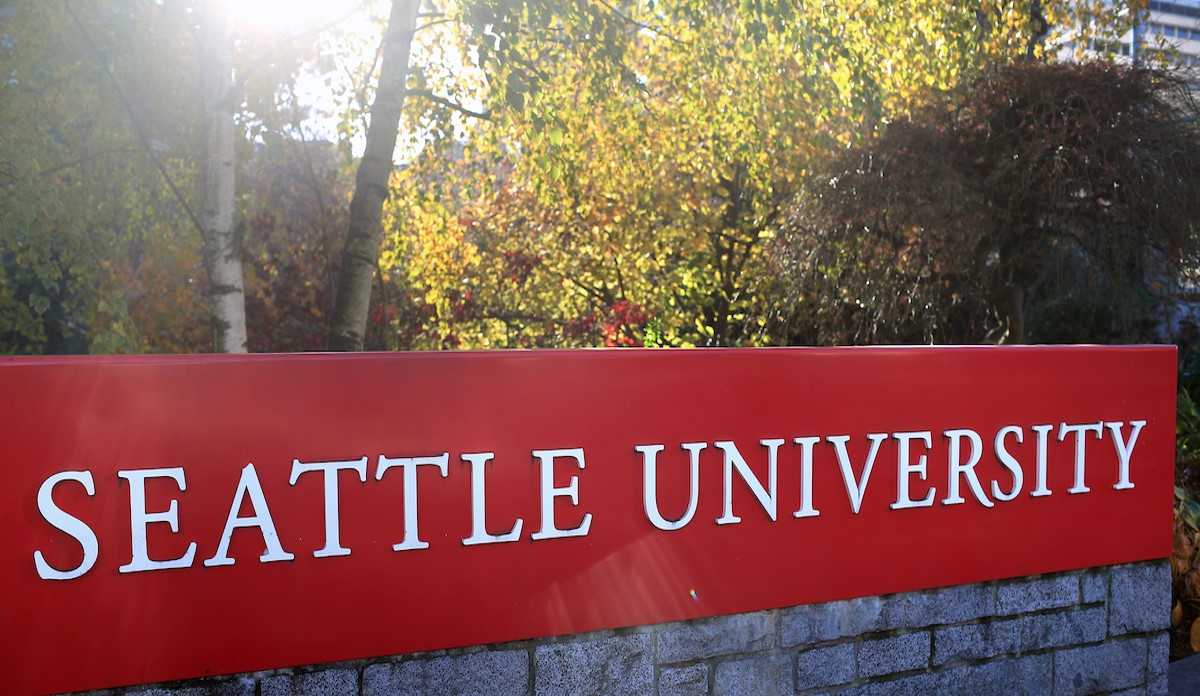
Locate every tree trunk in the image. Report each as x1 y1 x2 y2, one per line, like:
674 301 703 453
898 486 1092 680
1004 284 1025 344
327 0 422 351
1024 0 1049 60
992 283 1025 344
199 1 247 353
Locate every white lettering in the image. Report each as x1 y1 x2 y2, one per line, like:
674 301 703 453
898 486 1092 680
1059 421 1103 494
716 439 783 524
636 443 704 531
992 425 1024 502
793 436 821 518
1029 424 1055 497
461 452 523 545
942 429 993 508
34 471 99 580
891 431 935 509
289 457 367 558
118 467 197 573
530 448 592 540
827 433 887 514
376 453 449 551
1106 420 1145 490
204 463 294 567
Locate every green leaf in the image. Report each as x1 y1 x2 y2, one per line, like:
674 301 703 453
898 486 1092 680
1184 499 1200 530
29 293 49 317
262 130 284 159
506 88 525 112
548 127 563 146
505 70 527 112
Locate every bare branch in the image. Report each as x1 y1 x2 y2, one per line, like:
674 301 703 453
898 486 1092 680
407 88 490 120
63 0 207 241
36 147 143 177
594 0 687 45
236 0 373 88
416 17 454 32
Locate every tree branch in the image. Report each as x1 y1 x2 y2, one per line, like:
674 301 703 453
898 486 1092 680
407 88 490 119
416 17 455 32
37 147 143 177
236 0 372 89
63 0 207 242
594 0 687 45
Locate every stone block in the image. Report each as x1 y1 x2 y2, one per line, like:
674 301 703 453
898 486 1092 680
1110 562 1171 635
845 671 940 696
858 632 930 678
1082 568 1109 605
713 653 792 696
1148 631 1168 695
781 594 904 647
903 584 994 628
947 652 1054 695
534 634 652 695
996 574 1078 615
658 613 772 663
1150 671 1167 696
854 657 1051 691
1022 606 1106 650
932 618 1021 665
363 651 529 696
127 679 255 696
1053 636 1147 694
942 653 1053 696
853 654 1050 696
260 669 358 696
659 664 708 696
794 642 855 690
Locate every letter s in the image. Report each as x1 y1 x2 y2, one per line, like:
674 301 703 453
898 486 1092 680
34 471 99 580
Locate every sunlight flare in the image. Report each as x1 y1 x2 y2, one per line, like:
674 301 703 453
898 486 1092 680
219 0 366 33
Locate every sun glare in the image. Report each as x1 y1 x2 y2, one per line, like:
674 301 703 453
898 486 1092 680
221 0 367 33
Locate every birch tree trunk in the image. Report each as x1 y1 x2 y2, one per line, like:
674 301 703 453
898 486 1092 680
199 1 247 353
327 0 422 351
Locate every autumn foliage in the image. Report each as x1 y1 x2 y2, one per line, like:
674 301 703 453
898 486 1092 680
769 61 1200 346
0 0 1160 354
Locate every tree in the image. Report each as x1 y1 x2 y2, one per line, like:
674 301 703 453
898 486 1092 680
0 0 1155 354
242 136 351 352
198 0 247 352
327 0 422 351
768 61 1200 346
369 0 1111 349
0 1 343 354
0 1 203 354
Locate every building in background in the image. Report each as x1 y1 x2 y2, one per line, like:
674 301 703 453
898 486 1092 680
1140 1 1200 67
1067 1 1200 72
1057 3 1200 341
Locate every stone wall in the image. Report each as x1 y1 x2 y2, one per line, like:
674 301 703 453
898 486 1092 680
85 560 1169 696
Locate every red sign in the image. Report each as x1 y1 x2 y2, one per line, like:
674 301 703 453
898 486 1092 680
0 347 1175 694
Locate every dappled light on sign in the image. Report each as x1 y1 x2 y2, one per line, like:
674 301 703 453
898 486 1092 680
0 347 1174 693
